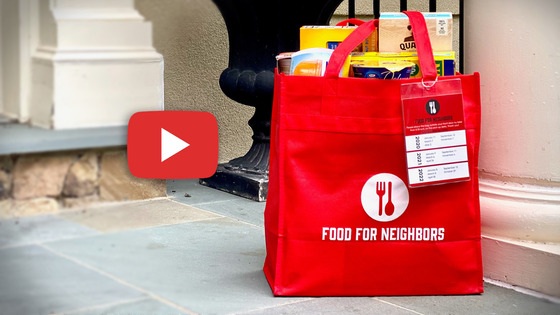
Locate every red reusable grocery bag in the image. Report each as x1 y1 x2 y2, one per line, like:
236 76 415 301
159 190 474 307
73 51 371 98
264 11 483 296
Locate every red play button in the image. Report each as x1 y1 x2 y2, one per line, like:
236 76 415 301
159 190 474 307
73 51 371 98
127 111 218 179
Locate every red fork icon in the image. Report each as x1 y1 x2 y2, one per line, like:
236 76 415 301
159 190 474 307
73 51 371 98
376 182 386 216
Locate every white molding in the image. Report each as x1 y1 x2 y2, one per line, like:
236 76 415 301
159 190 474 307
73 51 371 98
479 178 560 243
29 55 163 129
0 123 126 155
484 277 560 304
480 177 560 298
0 0 38 123
18 0 39 124
51 7 143 20
27 0 163 130
0 1 3 115
482 236 560 298
33 46 163 63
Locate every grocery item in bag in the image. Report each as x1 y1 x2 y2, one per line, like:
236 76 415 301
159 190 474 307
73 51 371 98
289 48 351 77
300 26 357 50
300 24 377 52
276 53 293 75
289 48 333 76
352 60 414 79
351 51 455 78
379 12 453 52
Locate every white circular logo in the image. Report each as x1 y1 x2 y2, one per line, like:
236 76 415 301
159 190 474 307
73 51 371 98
361 173 409 222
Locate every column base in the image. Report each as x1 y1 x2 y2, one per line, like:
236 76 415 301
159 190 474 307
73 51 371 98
479 177 560 298
482 235 560 299
199 164 268 202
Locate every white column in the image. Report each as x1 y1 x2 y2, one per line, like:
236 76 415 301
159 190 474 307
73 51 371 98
29 0 163 129
465 0 560 298
0 0 38 123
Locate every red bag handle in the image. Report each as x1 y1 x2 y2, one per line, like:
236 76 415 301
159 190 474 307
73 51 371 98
324 11 437 82
323 19 377 78
403 11 437 82
335 18 365 26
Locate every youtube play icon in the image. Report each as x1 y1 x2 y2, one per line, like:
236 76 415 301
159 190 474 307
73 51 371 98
161 128 189 162
127 111 218 179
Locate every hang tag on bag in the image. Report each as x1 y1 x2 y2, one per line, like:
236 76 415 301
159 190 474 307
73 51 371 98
401 79 470 187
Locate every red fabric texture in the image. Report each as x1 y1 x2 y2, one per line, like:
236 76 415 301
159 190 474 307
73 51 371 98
264 12 483 296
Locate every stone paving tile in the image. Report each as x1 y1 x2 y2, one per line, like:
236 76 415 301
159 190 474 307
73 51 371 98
46 217 306 315
2 190 559 314
167 179 239 205
59 199 221 233
377 281 560 315
169 179 266 227
62 297 185 315
0 214 98 249
0 245 146 315
236 297 417 315
182 197 266 227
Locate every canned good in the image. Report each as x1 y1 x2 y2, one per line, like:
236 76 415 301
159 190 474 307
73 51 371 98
293 60 323 76
352 61 414 79
276 52 293 75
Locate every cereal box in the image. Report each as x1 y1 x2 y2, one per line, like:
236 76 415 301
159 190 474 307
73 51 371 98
300 25 377 52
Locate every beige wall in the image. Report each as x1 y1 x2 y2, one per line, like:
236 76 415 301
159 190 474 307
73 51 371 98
463 0 560 297
135 0 252 164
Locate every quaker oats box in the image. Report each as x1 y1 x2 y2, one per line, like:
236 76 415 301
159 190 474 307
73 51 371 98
379 12 453 53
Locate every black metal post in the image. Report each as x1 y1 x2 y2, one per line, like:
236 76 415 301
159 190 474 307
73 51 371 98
459 0 464 73
400 0 407 12
429 0 437 12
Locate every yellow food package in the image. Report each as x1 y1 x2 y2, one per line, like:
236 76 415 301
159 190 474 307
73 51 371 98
350 51 455 78
300 26 377 52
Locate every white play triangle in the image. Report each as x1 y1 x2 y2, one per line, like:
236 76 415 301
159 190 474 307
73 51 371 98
161 128 190 162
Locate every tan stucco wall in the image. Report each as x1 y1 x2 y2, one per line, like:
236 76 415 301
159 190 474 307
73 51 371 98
135 0 252 164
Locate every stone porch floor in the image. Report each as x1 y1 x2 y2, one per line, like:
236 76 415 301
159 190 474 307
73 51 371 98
0 179 558 314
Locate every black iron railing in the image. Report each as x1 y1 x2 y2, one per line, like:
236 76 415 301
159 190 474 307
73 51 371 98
346 0 464 73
